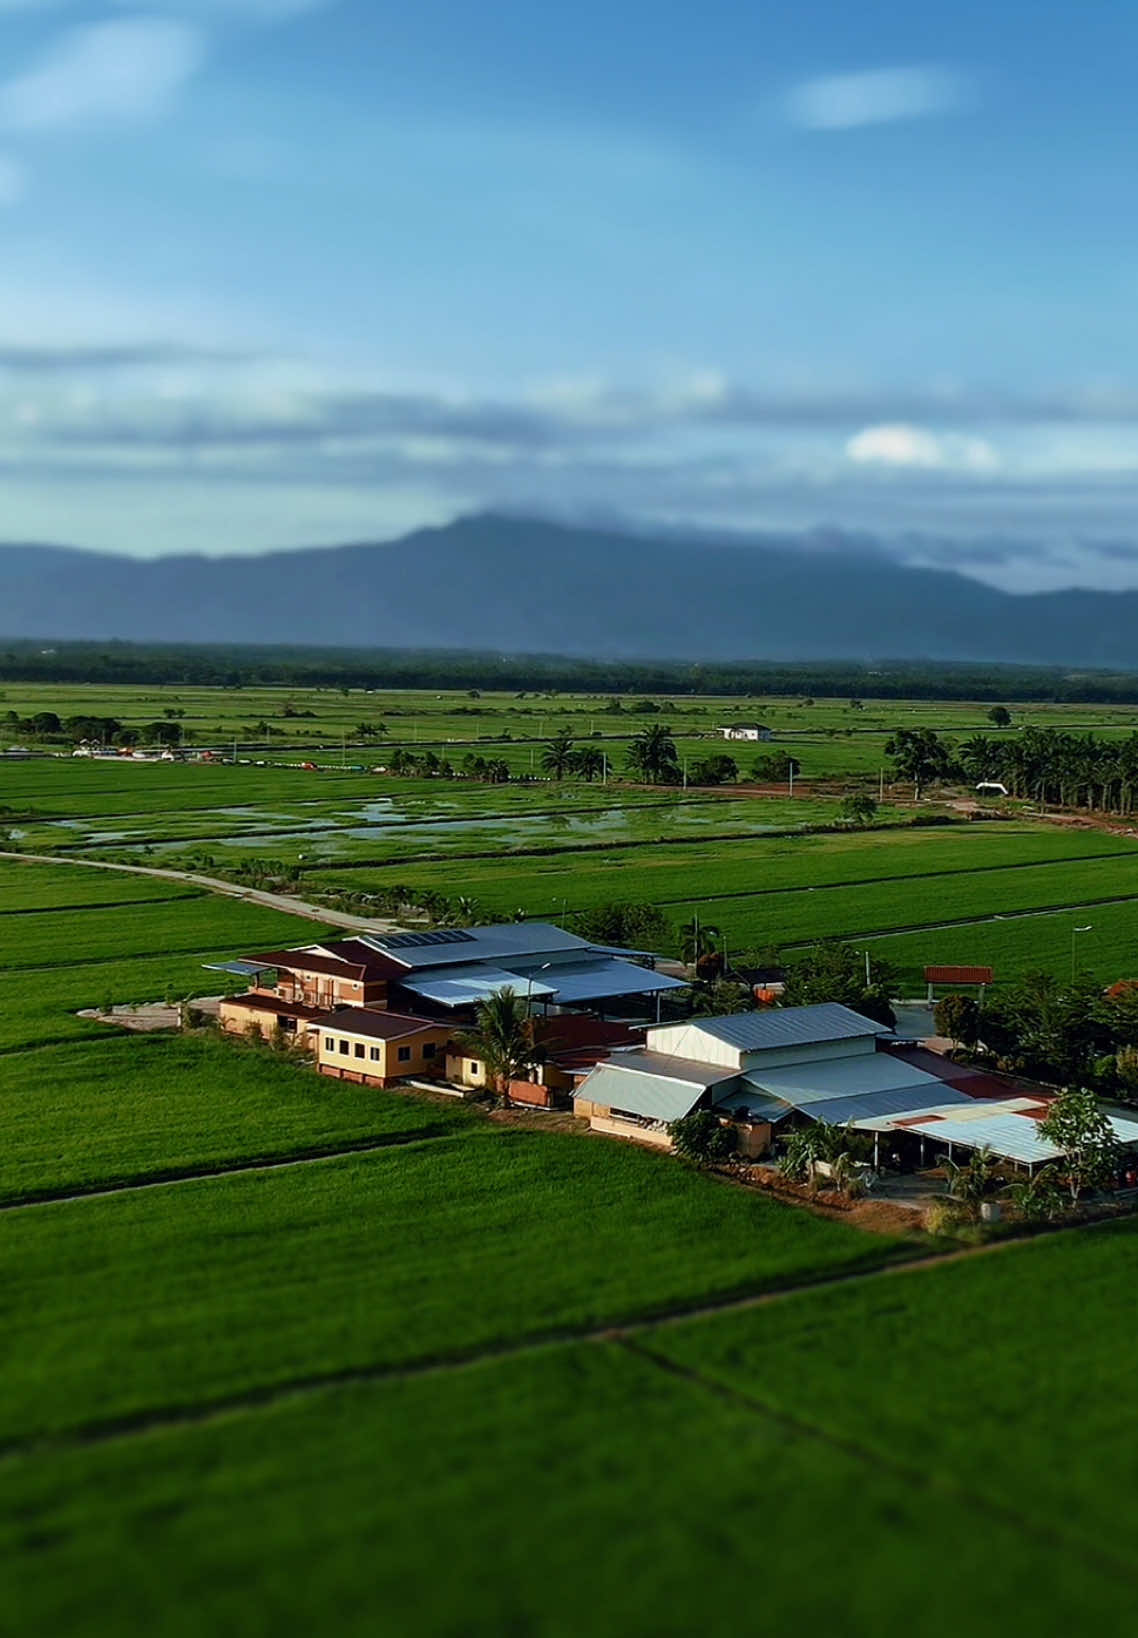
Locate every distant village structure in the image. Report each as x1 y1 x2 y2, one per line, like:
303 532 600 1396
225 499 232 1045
720 723 773 742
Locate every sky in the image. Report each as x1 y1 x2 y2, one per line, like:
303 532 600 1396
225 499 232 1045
1 0 1137 589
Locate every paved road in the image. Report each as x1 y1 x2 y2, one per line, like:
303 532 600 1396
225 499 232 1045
0 849 400 934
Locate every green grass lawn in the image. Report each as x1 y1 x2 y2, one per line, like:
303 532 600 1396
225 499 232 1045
0 1033 473 1203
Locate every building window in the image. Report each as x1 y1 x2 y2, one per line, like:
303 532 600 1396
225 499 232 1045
370 1046 381 1061
423 1042 436 1059
355 1042 365 1058
397 1045 411 1063
339 1039 350 1055
469 1061 479 1074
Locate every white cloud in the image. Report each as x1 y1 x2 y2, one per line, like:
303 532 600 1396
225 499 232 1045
0 18 205 131
846 423 999 472
785 67 969 130
0 153 25 203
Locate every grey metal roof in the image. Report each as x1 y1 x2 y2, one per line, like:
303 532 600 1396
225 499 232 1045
714 1085 795 1123
201 959 274 977
693 1003 889 1053
513 959 687 1004
806 1083 975 1130
398 965 557 1008
575 1062 711 1123
903 1106 1138 1166
740 1051 944 1108
604 1050 738 1089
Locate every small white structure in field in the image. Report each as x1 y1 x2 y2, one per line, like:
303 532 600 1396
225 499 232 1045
721 723 772 742
975 781 1009 796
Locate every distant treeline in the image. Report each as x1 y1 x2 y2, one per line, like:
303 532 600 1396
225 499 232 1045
4 640 1138 702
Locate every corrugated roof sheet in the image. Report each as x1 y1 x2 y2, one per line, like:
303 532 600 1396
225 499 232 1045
519 959 687 1004
924 965 994 984
905 1106 1138 1165
741 1050 944 1108
575 1062 709 1123
202 959 274 977
362 922 593 970
399 966 557 1008
714 1085 794 1123
605 1050 738 1089
692 1003 887 1052
810 1083 976 1129
902 1112 1065 1166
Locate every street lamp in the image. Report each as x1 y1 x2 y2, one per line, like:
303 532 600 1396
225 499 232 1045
527 962 553 1017
1072 925 1093 982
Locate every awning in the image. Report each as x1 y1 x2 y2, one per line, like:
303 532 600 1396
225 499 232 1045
575 1062 707 1123
201 960 275 977
901 1106 1138 1166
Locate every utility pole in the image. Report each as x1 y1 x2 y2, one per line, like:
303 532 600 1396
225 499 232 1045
879 767 885 803
865 948 871 987
788 761 794 797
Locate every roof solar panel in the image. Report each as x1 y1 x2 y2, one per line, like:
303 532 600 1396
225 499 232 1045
376 929 475 949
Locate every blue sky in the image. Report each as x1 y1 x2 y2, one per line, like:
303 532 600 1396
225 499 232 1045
2 0 1138 588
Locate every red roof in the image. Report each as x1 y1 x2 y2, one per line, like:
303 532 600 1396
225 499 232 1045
924 965 994 985
249 945 401 982
220 993 326 1020
313 1008 446 1041
533 1016 640 1055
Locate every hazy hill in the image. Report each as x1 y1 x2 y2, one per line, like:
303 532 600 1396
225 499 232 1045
2 513 1136 666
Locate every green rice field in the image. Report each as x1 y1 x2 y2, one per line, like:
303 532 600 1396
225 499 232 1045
8 679 1138 779
6 731 1138 986
6 762 1138 1633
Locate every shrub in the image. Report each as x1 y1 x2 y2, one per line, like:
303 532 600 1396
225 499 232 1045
667 1111 738 1167
924 1199 969 1237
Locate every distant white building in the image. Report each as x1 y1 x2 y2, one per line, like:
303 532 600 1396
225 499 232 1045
721 723 772 742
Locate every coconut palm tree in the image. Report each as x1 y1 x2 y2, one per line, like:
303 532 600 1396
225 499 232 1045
458 987 537 1105
626 723 679 784
540 730 576 780
570 745 606 781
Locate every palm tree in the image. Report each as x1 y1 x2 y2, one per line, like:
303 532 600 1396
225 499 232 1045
626 723 679 784
680 916 722 966
454 895 482 926
540 731 576 780
570 745 605 782
458 987 537 1105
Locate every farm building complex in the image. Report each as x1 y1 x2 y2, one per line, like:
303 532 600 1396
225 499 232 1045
573 1002 1138 1170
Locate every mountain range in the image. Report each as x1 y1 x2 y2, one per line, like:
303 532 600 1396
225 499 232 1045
2 513 1136 667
